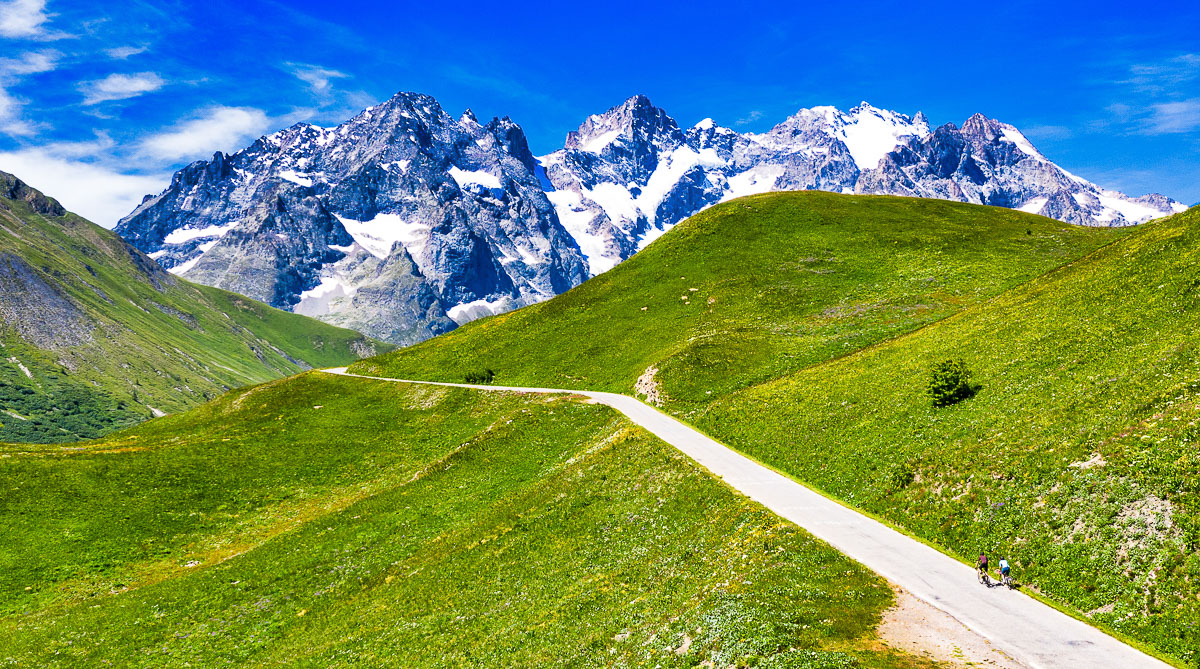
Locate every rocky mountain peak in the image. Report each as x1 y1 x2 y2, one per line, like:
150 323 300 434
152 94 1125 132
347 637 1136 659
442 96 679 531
0 170 66 217
960 113 1004 142
564 94 684 156
115 89 588 344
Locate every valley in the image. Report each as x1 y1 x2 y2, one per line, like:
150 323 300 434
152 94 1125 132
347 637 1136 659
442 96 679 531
0 171 384 442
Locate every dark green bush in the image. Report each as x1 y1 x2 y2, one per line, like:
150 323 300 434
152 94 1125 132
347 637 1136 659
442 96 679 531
464 369 495 384
927 359 976 407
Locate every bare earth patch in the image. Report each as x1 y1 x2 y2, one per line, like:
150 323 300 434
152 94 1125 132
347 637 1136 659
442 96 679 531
878 587 1027 668
635 365 665 407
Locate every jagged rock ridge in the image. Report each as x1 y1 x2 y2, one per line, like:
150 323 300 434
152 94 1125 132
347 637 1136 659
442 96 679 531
540 97 1187 275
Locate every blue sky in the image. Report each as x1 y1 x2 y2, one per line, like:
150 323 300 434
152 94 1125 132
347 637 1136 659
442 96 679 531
0 0 1197 226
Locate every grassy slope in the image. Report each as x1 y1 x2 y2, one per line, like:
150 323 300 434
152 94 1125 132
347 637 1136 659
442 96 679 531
698 205 1200 662
354 192 1122 411
0 185 389 442
0 373 930 668
354 192 1200 661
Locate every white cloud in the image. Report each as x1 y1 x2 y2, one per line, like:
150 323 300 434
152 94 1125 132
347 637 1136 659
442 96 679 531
288 62 348 95
78 71 165 105
105 45 147 60
1123 53 1200 95
1146 99 1200 134
0 49 57 135
0 49 57 75
0 0 68 40
0 148 168 227
138 106 270 161
736 110 764 126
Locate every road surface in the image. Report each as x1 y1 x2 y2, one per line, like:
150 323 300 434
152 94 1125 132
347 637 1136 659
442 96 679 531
323 367 1172 669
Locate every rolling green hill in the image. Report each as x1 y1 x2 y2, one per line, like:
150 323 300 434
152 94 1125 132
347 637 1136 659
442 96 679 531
355 192 1200 663
354 192 1123 409
0 372 932 668
0 171 388 442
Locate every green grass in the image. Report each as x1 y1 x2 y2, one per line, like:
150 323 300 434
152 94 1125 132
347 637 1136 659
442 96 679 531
0 373 932 668
696 205 1200 663
353 191 1200 662
354 192 1123 408
0 180 389 442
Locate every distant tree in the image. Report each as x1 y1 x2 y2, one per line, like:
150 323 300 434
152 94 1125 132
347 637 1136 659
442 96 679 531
927 359 976 407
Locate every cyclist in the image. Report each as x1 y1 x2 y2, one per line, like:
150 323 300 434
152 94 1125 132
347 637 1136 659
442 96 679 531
977 552 989 584
998 557 1011 586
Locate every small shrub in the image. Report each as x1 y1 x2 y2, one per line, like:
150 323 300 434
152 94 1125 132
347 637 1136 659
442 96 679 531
927 359 976 407
464 369 495 384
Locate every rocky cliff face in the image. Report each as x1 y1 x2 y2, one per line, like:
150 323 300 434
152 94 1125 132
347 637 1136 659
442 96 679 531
117 92 589 344
540 97 1186 276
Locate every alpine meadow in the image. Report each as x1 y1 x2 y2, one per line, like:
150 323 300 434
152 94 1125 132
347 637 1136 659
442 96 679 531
2 2 1198 667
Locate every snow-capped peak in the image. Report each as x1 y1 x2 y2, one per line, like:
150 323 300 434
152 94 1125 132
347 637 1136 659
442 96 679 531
834 103 930 170
997 123 1045 160
564 94 683 156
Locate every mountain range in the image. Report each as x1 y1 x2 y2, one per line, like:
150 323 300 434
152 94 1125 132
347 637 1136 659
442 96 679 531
115 92 1187 343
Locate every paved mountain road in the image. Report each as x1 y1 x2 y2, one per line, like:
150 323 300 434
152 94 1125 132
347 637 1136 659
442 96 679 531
323 367 1171 669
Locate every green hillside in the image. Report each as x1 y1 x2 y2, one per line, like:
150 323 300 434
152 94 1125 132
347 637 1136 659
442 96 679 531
355 192 1123 409
355 192 1200 662
698 204 1200 661
0 171 388 442
0 372 931 668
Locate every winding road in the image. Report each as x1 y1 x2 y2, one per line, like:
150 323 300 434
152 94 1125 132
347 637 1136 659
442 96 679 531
323 367 1171 669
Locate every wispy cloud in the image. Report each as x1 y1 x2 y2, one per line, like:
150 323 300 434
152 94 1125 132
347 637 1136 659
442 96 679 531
0 0 70 40
0 48 57 75
0 48 57 135
735 110 764 126
139 106 270 161
1098 53 1200 137
1121 53 1200 95
105 45 147 60
287 62 348 95
78 72 165 105
1146 99 1200 134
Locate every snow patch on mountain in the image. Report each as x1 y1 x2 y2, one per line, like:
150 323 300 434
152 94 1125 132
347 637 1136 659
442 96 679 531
335 213 431 260
827 103 931 170
448 166 501 190
278 169 314 187
447 295 517 325
163 223 237 244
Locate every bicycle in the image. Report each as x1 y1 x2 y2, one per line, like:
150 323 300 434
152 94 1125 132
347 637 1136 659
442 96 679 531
977 568 992 586
1000 572 1014 589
